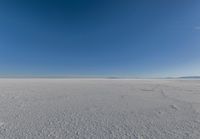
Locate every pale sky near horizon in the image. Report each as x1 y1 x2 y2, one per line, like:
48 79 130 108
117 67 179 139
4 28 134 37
0 0 200 77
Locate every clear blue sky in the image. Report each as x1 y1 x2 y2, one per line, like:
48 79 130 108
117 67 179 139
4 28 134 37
0 0 200 77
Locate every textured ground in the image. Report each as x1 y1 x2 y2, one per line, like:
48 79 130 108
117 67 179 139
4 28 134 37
0 79 200 139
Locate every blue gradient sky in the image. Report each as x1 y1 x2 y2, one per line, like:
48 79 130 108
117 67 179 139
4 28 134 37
0 0 200 77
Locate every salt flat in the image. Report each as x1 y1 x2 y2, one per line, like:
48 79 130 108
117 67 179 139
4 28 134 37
0 79 200 139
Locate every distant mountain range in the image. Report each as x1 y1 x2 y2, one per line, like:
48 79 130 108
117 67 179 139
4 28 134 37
179 76 200 79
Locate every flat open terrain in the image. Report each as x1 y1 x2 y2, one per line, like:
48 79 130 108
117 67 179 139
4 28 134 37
0 79 200 139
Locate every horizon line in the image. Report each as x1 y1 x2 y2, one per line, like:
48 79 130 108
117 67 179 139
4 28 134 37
0 75 200 79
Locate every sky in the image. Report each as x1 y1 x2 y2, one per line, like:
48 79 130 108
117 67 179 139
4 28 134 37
0 0 200 77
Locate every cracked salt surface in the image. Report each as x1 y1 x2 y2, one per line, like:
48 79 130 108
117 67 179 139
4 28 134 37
0 79 200 139
0 122 4 127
